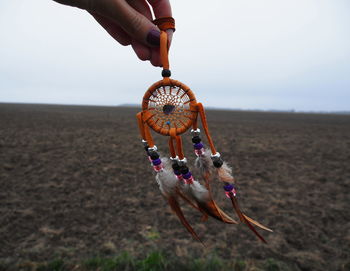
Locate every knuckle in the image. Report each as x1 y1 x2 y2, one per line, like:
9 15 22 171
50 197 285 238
128 13 144 36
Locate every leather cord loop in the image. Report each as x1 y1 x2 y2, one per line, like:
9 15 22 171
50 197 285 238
160 31 169 70
153 17 175 77
153 16 175 32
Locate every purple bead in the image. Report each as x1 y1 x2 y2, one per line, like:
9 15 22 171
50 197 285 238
183 172 192 179
152 158 161 166
224 183 234 191
174 170 181 176
194 143 204 150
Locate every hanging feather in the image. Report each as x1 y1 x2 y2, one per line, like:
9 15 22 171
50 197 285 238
192 147 237 224
155 157 178 197
154 156 204 242
188 180 210 203
217 161 235 183
167 196 202 243
194 149 213 186
221 181 273 243
229 194 270 243
178 178 237 224
210 153 273 241
243 214 273 232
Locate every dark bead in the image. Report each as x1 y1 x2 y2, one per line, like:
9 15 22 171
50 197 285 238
213 159 223 168
152 158 161 166
174 170 181 176
148 149 156 155
162 69 171 77
183 172 192 179
150 152 159 160
194 143 204 150
191 136 201 144
223 183 234 191
172 163 180 171
180 166 189 174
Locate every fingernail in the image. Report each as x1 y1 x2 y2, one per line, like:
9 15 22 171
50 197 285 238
146 29 160 46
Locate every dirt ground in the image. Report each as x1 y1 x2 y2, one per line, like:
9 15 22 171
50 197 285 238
0 103 349 270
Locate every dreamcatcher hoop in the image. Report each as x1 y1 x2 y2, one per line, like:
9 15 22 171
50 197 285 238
142 79 197 136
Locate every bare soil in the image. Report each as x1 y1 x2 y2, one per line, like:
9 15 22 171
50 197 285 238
0 103 349 270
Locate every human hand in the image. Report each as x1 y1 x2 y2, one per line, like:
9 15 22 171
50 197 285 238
53 0 173 67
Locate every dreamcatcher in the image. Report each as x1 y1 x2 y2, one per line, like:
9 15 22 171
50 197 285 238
136 17 272 243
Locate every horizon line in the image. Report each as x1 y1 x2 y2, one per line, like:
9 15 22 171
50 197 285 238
0 101 349 115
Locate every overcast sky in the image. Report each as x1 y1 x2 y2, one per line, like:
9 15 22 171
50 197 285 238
0 0 349 111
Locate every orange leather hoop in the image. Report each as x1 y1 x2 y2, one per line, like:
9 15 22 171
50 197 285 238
153 16 175 32
141 79 197 136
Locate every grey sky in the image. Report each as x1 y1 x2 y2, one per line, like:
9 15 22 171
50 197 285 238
0 0 349 111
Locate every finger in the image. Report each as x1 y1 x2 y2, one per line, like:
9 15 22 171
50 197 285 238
147 0 173 44
150 47 162 67
126 0 153 20
126 0 153 61
92 0 161 47
90 12 131 46
131 40 151 61
125 0 165 67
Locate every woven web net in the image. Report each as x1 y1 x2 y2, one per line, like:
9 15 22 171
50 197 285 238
147 85 194 130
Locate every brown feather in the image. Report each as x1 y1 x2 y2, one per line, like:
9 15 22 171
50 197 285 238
243 214 273 232
201 174 238 224
183 178 238 224
167 196 203 244
203 172 211 190
197 199 238 224
230 196 267 243
176 189 209 221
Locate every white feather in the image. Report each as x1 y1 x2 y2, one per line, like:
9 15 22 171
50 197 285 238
194 149 213 178
177 176 209 203
155 157 178 197
188 180 210 203
178 181 190 197
221 161 233 175
217 161 235 183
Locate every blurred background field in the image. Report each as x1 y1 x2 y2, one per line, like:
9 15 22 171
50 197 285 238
1 1 350 270
0 103 349 270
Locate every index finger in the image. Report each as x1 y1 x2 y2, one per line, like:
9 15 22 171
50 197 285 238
147 0 173 44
